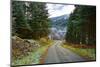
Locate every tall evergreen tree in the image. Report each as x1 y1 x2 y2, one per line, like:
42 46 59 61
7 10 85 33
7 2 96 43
12 1 50 39
27 2 50 39
66 5 96 45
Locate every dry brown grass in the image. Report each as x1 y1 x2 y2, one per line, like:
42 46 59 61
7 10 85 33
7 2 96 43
62 42 96 60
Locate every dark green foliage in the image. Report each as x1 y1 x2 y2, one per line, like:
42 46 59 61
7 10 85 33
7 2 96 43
12 1 50 39
12 1 28 35
28 2 50 39
66 5 96 45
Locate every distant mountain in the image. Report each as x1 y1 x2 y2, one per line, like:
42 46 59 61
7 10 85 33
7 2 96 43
50 14 69 30
48 15 69 40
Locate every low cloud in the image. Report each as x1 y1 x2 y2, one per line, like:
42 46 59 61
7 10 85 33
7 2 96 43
46 4 75 18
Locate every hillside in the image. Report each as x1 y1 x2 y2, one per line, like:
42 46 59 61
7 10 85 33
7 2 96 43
50 14 69 30
49 15 69 40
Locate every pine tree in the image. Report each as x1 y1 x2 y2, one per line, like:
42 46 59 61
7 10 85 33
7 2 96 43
12 1 50 39
66 5 96 45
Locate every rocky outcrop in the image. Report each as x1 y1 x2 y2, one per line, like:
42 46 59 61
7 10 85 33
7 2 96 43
12 36 40 60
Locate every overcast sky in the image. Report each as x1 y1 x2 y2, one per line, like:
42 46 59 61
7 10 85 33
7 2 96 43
46 4 75 18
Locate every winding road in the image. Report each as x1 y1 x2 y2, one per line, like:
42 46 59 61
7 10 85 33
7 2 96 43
45 40 86 64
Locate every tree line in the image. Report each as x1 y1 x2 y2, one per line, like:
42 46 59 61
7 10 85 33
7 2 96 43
12 1 50 39
65 5 96 45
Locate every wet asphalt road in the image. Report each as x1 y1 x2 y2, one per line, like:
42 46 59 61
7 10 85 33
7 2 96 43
45 40 86 64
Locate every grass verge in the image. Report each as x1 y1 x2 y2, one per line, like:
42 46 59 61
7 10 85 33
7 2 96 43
12 40 53 66
62 43 96 60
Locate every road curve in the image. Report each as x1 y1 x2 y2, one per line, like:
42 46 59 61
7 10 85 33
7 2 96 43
45 40 86 64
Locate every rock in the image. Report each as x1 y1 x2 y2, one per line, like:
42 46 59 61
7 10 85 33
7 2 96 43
12 36 39 60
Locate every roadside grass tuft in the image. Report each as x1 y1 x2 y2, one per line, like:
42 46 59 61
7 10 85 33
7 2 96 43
62 43 96 60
